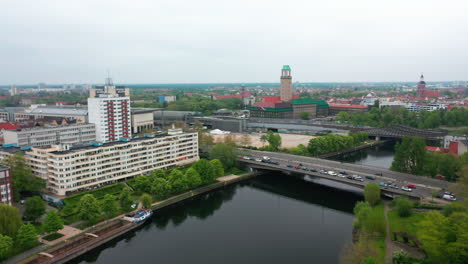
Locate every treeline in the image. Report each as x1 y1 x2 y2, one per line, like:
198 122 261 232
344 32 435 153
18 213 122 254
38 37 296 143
306 132 368 156
391 136 468 181
166 96 243 115
336 107 468 129
131 159 225 199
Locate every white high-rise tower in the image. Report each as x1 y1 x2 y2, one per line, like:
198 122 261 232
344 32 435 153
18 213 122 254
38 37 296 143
87 77 131 142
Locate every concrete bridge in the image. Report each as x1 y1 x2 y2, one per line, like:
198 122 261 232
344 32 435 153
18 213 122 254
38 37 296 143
239 149 453 200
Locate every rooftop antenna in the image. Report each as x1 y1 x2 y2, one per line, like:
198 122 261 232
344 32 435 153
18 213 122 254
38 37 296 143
105 69 113 86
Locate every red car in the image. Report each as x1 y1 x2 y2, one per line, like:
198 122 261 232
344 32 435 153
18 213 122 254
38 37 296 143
294 165 302 169
407 184 416 189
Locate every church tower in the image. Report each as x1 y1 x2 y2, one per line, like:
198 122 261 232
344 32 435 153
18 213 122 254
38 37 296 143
417 74 426 97
280 65 293 102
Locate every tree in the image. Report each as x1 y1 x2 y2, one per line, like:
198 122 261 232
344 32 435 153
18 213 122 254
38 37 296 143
198 131 214 148
140 193 152 208
0 204 22 237
209 159 224 178
119 188 133 211
101 194 118 218
2 153 45 200
360 257 379 264
223 134 237 146
192 159 215 184
391 136 426 175
353 201 372 228
394 196 413 217
300 112 310 120
15 223 37 250
185 168 202 188
77 194 101 224
150 169 166 180
442 202 465 217
238 133 252 147
417 211 449 263
0 234 13 258
151 178 172 200
260 131 282 150
134 175 152 193
169 169 189 194
364 183 380 206
43 210 63 234
24 196 46 222
209 143 237 169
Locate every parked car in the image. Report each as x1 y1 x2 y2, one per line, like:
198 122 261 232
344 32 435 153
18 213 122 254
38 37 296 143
401 186 412 192
365 176 376 180
407 184 416 189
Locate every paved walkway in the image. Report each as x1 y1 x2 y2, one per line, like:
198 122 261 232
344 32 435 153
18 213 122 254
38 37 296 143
217 174 240 182
40 225 82 246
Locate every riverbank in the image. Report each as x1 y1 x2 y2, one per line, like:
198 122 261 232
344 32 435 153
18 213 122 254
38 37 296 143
10 173 256 264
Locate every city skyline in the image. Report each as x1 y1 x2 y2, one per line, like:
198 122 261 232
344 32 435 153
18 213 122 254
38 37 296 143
2 0 468 84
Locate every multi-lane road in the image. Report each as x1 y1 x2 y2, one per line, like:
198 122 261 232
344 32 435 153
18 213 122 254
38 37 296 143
239 149 454 200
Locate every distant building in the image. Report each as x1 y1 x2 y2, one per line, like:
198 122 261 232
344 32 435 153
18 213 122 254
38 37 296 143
0 123 20 139
417 74 441 98
131 109 154 134
0 165 13 205
329 104 369 115
88 78 131 142
406 103 445 112
249 66 328 119
14 105 88 123
3 123 96 147
156 95 176 103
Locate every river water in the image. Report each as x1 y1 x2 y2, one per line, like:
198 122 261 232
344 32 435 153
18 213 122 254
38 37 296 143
330 142 396 169
69 173 362 264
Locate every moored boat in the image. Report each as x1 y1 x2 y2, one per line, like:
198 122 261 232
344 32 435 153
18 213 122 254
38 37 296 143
123 209 154 224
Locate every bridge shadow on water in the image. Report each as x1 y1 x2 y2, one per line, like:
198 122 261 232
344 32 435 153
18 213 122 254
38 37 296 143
67 173 362 264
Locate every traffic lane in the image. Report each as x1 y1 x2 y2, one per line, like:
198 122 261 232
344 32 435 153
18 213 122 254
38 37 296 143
242 149 450 189
242 159 431 198
245 154 434 196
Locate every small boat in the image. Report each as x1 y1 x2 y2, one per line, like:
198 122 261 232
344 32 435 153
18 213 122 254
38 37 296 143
123 209 154 224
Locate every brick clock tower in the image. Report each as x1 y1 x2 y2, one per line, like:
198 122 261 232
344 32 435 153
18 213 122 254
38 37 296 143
417 74 426 97
280 65 293 102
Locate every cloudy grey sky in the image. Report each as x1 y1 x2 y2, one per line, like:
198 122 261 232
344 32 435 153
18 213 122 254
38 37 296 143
1 0 468 84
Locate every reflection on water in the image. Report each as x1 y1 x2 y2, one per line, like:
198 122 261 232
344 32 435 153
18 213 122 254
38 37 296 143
70 173 361 264
330 142 396 169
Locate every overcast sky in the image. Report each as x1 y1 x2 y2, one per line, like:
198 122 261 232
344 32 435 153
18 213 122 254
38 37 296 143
1 0 468 84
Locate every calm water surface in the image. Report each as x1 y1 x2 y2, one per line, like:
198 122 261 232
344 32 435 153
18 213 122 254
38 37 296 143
331 142 396 169
69 173 362 264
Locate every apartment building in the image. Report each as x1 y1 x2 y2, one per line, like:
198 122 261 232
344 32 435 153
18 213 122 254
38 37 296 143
88 78 131 142
27 129 198 196
0 165 13 205
14 105 88 123
4 123 96 147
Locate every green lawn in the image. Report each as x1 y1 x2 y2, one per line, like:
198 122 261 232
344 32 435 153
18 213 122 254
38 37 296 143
388 210 425 237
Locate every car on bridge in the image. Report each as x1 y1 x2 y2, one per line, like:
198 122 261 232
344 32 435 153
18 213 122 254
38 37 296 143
328 171 337 176
365 176 376 180
352 175 363 182
407 184 416 189
379 182 388 187
294 165 302 169
287 164 294 168
401 186 412 192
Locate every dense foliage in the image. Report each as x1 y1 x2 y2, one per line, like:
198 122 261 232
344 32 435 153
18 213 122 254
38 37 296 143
77 194 101 224
0 205 22 238
307 132 368 156
24 196 46 222
336 107 468 129
393 196 413 217
391 136 466 181
209 143 237 169
43 210 64 234
364 183 381 206
2 153 45 200
260 131 282 150
167 96 242 115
